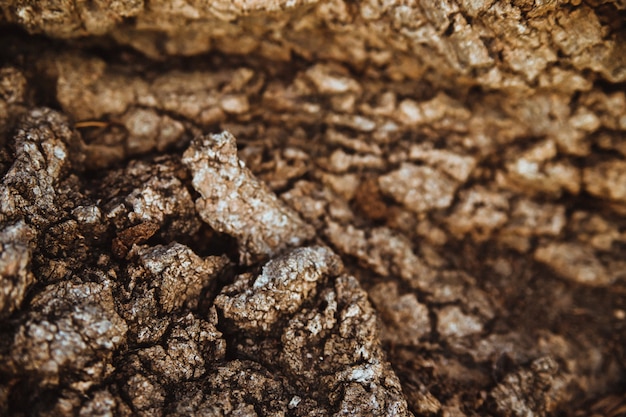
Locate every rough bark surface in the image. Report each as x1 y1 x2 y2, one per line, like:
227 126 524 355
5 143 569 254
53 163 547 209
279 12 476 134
1 1 626 416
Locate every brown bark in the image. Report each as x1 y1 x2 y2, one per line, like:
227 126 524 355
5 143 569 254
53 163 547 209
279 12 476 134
1 1 625 416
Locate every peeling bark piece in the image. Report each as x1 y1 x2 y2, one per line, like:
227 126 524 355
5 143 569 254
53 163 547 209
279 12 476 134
101 157 203 251
130 243 229 313
121 107 185 154
534 242 613 286
408 145 477 182
499 139 583 196
490 357 571 417
279 274 413 416
215 245 342 333
379 163 459 213
499 199 566 252
325 222 437 289
326 148 385 173
0 109 95 290
324 275 412 416
55 56 139 121
0 220 35 317
1 278 127 389
183 131 315 264
506 199 566 237
583 159 626 205
436 305 483 338
0 108 77 226
122 243 228 344
304 63 362 95
446 185 510 242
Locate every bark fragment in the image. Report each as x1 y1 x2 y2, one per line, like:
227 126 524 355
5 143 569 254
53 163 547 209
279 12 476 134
1 278 128 389
215 245 341 333
490 357 572 417
0 221 35 317
379 163 459 214
182 131 315 264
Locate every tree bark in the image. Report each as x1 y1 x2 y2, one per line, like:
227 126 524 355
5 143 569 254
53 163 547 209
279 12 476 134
1 1 625 416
